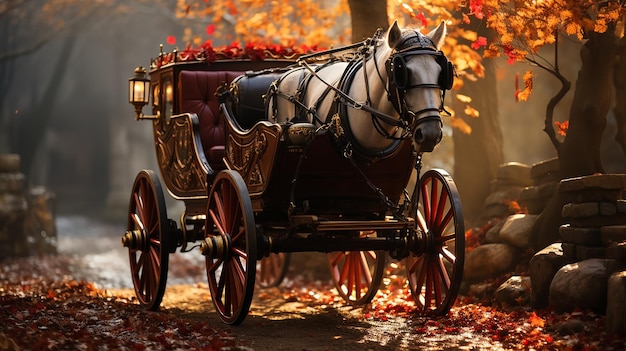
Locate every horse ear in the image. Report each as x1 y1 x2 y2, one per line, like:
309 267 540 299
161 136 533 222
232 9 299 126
426 21 447 50
387 20 402 49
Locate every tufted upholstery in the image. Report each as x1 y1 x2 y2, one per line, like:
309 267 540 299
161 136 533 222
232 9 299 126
178 70 243 171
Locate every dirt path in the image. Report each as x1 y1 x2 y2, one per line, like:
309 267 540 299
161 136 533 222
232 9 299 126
110 283 495 351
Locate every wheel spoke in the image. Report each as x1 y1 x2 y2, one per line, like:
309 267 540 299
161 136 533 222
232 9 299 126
358 252 373 286
437 254 451 290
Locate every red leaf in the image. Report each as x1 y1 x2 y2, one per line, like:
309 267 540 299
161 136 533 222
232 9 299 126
471 36 487 50
206 24 215 36
416 13 428 28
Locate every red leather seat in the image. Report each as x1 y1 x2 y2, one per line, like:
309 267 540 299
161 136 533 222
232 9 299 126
178 70 243 171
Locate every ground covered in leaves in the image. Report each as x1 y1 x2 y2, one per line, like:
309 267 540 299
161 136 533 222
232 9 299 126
2 253 626 351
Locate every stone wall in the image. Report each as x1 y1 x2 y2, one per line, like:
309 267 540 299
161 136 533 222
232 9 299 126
0 154 57 257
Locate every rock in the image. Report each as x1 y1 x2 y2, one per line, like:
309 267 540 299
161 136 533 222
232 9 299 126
562 202 600 218
553 319 586 335
601 226 626 246
529 243 570 309
0 173 25 194
530 157 560 186
485 219 505 243
573 245 607 260
607 271 626 333
495 275 531 310
468 282 495 299
518 182 558 214
0 154 20 173
559 174 626 192
569 214 626 228
607 242 626 261
559 224 602 246
496 162 532 187
463 243 518 282
549 259 610 314
484 188 524 207
499 214 538 248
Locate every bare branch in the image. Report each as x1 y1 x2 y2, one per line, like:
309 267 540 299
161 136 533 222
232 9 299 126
527 34 571 153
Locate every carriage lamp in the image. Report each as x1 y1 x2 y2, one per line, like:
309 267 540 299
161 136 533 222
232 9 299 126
128 66 156 120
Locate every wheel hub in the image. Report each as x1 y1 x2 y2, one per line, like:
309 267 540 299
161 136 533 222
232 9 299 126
200 234 232 259
408 228 436 256
122 229 148 250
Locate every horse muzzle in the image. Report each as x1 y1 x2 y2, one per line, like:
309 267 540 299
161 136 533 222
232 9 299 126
413 116 443 152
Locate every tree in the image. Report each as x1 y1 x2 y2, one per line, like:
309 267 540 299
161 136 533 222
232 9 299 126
467 0 625 248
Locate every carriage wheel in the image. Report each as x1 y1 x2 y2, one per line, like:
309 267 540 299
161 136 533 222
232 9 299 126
328 231 386 305
257 253 291 288
405 169 464 315
123 170 170 310
204 170 256 325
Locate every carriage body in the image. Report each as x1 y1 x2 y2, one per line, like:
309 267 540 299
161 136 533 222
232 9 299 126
123 46 464 325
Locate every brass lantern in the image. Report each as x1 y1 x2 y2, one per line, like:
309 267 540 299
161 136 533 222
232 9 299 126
128 66 155 120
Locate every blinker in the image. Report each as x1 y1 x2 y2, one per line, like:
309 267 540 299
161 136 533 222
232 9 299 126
390 50 454 91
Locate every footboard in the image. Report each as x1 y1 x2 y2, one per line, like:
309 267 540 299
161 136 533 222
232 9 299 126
153 113 210 199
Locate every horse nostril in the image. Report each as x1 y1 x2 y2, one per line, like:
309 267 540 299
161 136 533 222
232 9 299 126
414 129 425 144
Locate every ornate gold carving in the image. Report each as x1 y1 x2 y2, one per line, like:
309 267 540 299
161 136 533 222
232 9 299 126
223 118 282 196
153 113 209 199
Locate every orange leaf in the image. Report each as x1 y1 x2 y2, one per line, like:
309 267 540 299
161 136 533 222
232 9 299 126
555 120 569 136
516 70 533 101
529 312 545 327
464 105 480 118
450 116 472 134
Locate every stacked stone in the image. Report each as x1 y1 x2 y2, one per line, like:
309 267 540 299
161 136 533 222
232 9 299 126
561 175 626 333
477 162 532 224
463 162 535 288
0 154 28 257
529 174 626 333
559 174 626 262
518 157 560 215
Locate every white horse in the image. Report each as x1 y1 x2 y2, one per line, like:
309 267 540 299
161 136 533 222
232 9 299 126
267 20 453 155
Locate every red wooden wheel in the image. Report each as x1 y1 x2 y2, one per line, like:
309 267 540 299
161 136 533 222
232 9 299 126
405 169 464 315
205 170 256 325
257 253 291 288
124 170 170 310
329 232 385 305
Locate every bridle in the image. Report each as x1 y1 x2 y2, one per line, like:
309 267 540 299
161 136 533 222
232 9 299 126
384 30 454 138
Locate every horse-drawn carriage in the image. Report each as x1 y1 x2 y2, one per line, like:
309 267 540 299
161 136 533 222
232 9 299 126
124 21 464 325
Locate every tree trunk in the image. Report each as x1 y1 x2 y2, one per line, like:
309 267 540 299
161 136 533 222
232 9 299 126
559 30 616 176
18 37 76 177
347 0 389 42
614 35 626 155
530 29 617 250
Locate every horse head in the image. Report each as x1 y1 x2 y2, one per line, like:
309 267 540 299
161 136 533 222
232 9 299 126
385 20 452 153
